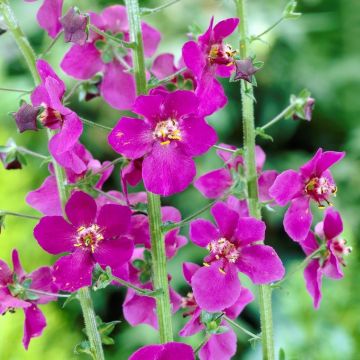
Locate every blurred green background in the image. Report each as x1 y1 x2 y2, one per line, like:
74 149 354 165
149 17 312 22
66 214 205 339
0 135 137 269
0 0 359 359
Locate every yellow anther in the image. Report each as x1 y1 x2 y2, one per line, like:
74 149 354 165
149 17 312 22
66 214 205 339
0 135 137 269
160 140 170 146
218 268 226 275
203 262 210 267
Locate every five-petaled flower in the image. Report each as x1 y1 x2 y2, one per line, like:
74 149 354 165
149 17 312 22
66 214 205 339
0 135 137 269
269 148 345 242
189 202 284 311
301 208 351 308
0 250 57 349
108 90 217 196
129 342 195 360
179 262 254 360
34 191 134 292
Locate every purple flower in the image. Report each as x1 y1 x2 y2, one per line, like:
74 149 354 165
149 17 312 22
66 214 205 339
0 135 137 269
195 144 277 203
180 262 254 360
0 250 57 349
182 17 239 116
29 60 84 173
12 102 40 133
129 342 195 360
61 5 161 110
189 202 284 311
34 191 134 292
26 143 114 216
60 7 89 46
25 0 63 38
301 208 350 308
108 90 217 196
269 148 345 242
121 158 143 204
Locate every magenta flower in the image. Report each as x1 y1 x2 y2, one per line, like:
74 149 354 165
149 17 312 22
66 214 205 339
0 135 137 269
129 342 195 360
108 90 217 196
121 158 143 204
34 191 134 292
301 208 351 308
60 7 89 46
180 262 254 360
25 0 63 38
0 250 57 349
195 144 277 203
28 60 84 173
189 202 284 311
26 143 114 216
269 148 345 242
182 17 239 116
61 5 160 110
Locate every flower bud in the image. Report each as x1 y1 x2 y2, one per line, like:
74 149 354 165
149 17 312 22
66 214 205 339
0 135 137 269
60 7 89 46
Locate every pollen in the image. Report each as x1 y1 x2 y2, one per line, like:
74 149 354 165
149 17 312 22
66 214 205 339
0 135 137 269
207 237 240 264
154 119 182 145
75 224 104 253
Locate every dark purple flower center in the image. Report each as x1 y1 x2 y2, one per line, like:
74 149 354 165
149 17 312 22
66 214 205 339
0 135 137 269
39 107 64 129
204 237 240 274
153 119 182 146
208 43 236 66
305 176 337 208
74 224 104 253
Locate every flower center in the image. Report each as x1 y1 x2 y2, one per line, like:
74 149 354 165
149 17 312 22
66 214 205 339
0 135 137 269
38 107 64 129
203 237 240 274
75 224 104 253
153 119 182 146
305 176 337 208
209 43 236 66
332 238 352 265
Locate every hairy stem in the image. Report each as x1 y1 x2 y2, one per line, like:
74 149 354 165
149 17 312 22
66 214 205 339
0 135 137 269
0 210 40 220
260 103 296 131
0 3 105 358
17 146 49 160
141 0 181 16
224 316 261 340
235 1 275 359
125 0 174 343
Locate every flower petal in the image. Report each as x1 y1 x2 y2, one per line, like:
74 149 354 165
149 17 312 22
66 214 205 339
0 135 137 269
269 169 303 206
182 262 201 285
199 327 237 360
179 116 218 157
65 191 97 227
94 236 134 269
151 53 177 79
36 0 63 38
142 142 196 196
213 18 239 42
26 176 62 216
61 43 103 80
179 307 203 337
194 169 232 199
284 196 312 242
53 251 94 292
97 204 132 239
323 208 343 240
316 151 345 176
190 219 219 248
141 22 161 57
108 117 153 159
235 217 266 246
224 287 254 319
29 266 57 304
300 148 322 178
163 90 199 119
12 249 25 278
23 305 46 350
101 5 128 32
304 260 322 309
299 231 319 256
236 245 285 284
132 95 164 124
192 262 241 312
211 202 239 240
182 41 206 78
258 170 278 203
34 216 75 255
322 248 343 280
101 61 136 110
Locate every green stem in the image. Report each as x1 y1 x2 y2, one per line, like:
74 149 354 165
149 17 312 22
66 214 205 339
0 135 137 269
147 67 186 90
0 210 40 220
224 316 261 340
80 117 112 131
40 30 63 57
63 81 85 103
125 0 173 343
252 17 284 41
259 103 296 131
110 275 162 297
0 87 31 93
92 188 126 206
25 288 70 298
213 144 238 153
0 3 104 358
162 200 218 232
194 333 211 354
235 1 275 359
141 0 181 16
78 287 105 360
17 146 48 160
89 24 135 48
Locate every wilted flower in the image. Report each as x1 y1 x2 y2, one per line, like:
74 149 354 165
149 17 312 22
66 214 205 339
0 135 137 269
60 7 89 46
12 102 40 133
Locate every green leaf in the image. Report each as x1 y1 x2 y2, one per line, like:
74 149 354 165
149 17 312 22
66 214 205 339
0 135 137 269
139 271 151 284
255 128 274 142
132 259 145 270
143 249 152 263
92 265 112 291
21 278 32 289
74 340 94 358
283 1 302 19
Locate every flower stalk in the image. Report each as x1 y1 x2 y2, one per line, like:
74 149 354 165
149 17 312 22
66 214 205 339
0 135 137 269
0 2 105 358
235 0 275 359
0 210 40 220
124 0 174 343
